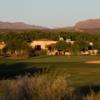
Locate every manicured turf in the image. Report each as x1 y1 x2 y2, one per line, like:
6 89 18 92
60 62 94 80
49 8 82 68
0 55 100 63
0 55 100 86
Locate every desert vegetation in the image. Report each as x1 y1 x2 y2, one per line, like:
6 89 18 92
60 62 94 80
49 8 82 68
1 74 73 100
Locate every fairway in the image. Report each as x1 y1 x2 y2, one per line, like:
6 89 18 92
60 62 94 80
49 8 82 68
0 55 100 86
0 55 100 63
25 55 100 63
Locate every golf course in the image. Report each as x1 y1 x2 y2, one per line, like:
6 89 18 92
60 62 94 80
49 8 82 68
0 55 100 99
0 55 100 85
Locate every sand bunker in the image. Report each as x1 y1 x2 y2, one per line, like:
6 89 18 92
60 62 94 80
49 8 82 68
86 60 100 64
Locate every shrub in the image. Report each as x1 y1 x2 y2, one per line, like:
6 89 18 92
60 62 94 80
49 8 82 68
3 74 73 100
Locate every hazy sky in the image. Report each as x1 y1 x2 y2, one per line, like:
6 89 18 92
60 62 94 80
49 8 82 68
0 0 100 28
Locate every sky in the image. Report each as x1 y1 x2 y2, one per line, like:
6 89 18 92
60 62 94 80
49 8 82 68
0 0 100 28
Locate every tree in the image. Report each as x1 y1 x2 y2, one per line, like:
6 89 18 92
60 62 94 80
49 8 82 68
55 41 70 52
76 41 89 51
5 39 29 56
70 43 80 55
2 33 30 57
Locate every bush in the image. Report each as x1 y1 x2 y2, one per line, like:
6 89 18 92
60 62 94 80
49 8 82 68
3 74 73 100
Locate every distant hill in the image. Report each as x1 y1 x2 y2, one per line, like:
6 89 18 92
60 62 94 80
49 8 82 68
75 19 100 29
0 21 48 30
74 19 100 33
1 19 100 33
53 19 100 33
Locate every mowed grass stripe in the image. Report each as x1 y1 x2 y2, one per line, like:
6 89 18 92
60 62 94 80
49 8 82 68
0 55 100 86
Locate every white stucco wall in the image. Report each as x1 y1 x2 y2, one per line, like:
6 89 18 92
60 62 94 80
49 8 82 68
30 40 57 49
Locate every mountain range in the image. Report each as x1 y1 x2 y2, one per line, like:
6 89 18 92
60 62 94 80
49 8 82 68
53 19 100 33
74 19 100 33
0 19 100 33
0 21 47 30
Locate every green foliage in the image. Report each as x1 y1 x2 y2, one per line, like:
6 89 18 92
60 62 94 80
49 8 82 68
55 40 70 51
0 30 100 57
70 43 80 55
76 41 89 51
1 33 29 57
93 37 100 50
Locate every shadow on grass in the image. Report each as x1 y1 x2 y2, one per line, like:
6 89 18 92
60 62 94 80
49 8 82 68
1 62 100 99
62 85 100 100
0 62 49 79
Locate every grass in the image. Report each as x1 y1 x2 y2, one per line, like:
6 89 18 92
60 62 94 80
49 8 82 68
0 55 100 86
0 55 100 99
0 74 74 100
0 55 100 63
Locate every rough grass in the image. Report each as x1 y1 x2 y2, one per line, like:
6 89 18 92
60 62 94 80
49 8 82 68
0 74 100 100
0 74 74 100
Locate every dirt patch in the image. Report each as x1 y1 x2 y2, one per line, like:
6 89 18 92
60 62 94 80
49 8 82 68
86 60 100 64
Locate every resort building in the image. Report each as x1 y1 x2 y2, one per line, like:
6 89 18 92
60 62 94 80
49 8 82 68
30 39 57 50
0 41 6 50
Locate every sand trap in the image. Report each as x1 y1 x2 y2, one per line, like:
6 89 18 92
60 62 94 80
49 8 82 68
86 60 100 64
